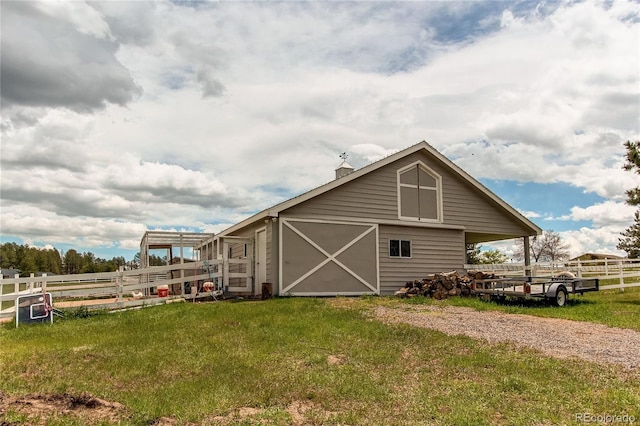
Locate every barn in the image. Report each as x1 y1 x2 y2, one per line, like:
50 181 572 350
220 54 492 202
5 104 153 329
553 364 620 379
199 141 541 297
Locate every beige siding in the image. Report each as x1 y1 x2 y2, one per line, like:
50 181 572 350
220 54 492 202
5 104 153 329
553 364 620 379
284 151 533 238
224 223 259 292
225 220 278 292
284 169 397 220
379 225 464 295
267 220 278 294
226 239 249 290
222 145 536 297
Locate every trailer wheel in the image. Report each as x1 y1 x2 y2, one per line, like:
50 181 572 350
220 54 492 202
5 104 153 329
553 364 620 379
554 286 568 307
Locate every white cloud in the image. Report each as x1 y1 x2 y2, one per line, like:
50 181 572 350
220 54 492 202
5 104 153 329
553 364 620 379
1 0 638 259
561 226 629 258
0 2 140 111
1 206 146 250
561 201 636 227
517 210 542 219
32 1 113 40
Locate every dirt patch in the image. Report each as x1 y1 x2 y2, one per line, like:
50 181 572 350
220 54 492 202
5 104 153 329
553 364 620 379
150 417 198 426
204 400 334 425
0 392 126 425
327 354 346 366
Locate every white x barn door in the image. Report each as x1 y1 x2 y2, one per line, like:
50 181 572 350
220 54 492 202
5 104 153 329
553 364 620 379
279 218 379 296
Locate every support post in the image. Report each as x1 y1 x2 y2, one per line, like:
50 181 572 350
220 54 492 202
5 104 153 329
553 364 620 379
223 240 229 292
524 236 531 277
180 234 185 296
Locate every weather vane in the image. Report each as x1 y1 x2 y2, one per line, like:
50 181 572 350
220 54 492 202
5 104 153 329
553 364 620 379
339 152 348 161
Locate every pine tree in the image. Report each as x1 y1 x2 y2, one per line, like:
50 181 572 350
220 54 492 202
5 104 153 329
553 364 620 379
623 141 640 206
618 141 640 258
618 211 640 258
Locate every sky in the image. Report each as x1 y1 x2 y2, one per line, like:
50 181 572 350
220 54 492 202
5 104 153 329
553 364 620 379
1 0 639 262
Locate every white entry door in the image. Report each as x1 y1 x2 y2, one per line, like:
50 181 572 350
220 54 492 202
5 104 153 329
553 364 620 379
255 227 267 296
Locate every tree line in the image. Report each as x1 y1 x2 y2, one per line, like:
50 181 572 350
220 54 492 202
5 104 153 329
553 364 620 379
0 243 166 276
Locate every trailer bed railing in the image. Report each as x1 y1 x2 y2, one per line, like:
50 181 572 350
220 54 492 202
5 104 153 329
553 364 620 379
465 258 640 291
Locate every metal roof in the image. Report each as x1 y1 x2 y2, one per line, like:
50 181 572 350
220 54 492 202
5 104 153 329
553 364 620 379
140 231 214 249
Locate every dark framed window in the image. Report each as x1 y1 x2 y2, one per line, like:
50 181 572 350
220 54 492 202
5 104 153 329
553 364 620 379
389 239 411 258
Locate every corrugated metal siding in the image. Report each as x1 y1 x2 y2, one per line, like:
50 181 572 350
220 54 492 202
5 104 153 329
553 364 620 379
284 151 532 236
379 225 464 295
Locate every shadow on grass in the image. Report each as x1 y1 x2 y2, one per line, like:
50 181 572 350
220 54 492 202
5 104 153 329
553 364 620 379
487 296 597 309
402 294 597 308
613 299 640 306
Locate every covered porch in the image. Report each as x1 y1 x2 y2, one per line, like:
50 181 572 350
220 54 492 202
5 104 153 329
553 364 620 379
140 231 257 297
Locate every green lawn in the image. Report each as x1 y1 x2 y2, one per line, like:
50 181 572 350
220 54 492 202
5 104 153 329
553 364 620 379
1 296 638 425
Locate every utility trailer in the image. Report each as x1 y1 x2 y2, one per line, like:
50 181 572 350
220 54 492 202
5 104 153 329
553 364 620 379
472 275 599 306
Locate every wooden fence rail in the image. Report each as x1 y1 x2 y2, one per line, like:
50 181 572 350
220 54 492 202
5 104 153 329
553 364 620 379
0 258 252 321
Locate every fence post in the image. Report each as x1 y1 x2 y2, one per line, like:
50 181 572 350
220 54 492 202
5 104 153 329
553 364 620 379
618 259 625 292
19 275 27 296
117 268 124 304
577 259 582 278
13 273 20 314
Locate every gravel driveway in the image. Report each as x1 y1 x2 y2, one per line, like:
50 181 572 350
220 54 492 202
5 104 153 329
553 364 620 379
370 304 640 370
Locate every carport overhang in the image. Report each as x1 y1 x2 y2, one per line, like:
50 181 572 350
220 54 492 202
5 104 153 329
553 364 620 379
465 231 538 245
465 230 540 276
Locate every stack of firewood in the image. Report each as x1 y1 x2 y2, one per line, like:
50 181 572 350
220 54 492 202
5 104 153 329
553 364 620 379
394 270 499 299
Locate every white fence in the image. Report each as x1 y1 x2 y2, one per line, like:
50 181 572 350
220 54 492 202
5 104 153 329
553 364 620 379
0 258 253 321
3 257 636 321
465 258 640 291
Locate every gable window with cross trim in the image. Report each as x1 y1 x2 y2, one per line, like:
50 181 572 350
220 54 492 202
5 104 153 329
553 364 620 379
397 161 442 222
